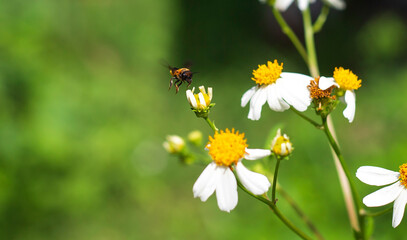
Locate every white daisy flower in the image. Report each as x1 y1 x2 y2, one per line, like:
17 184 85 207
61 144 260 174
356 164 407 228
273 0 345 12
331 67 362 123
193 129 272 212
241 60 313 121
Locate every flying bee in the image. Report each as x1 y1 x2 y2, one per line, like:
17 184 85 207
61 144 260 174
167 64 195 93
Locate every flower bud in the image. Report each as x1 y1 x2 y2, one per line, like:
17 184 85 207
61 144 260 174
186 86 214 118
163 135 185 154
187 130 203 146
271 129 293 157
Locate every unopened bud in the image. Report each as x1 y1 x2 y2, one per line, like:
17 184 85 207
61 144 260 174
163 135 185 154
187 130 203 146
271 129 293 157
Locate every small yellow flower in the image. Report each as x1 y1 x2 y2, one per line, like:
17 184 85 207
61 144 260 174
251 60 283 86
207 129 248 166
333 67 362 91
186 86 213 110
271 129 293 157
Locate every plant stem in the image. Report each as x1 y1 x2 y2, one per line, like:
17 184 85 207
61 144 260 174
272 157 281 202
236 179 313 240
291 107 322 129
302 7 319 77
271 6 309 64
278 186 325 240
313 5 330 33
322 117 366 239
204 117 218 132
362 207 392 218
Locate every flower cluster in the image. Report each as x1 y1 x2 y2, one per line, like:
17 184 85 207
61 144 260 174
241 60 362 123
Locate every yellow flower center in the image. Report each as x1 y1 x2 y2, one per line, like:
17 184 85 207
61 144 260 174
399 164 407 188
272 136 291 156
194 93 211 109
333 67 362 91
207 128 248 166
308 77 336 100
251 60 283 85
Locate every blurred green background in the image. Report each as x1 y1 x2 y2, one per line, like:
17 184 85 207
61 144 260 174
0 0 406 239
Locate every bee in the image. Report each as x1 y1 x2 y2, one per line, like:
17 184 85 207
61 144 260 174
167 65 194 93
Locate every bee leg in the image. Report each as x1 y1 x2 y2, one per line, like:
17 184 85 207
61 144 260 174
186 79 192 89
168 77 177 90
175 81 183 93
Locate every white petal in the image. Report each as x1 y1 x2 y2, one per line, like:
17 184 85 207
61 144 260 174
356 166 400 186
247 105 256 120
343 90 356 123
318 77 339 90
266 84 290 112
363 182 403 207
297 0 309 11
215 167 238 212
208 87 213 101
241 86 257 107
193 162 218 201
236 162 271 195
249 86 268 120
393 190 407 228
186 90 197 108
244 148 272 160
325 0 346 10
274 0 294 11
276 74 313 112
198 92 207 107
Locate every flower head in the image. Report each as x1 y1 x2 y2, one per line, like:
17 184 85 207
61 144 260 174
163 135 185 154
241 60 313 120
333 67 362 91
186 86 214 118
308 76 339 117
251 60 283 86
332 67 362 123
193 128 272 212
356 164 407 228
271 129 293 157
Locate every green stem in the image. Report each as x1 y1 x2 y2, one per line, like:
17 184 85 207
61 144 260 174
271 6 309 64
278 186 325 240
236 179 313 240
204 117 218 132
272 157 281 202
313 5 330 33
322 117 366 239
302 7 319 77
291 107 322 129
362 207 392 218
